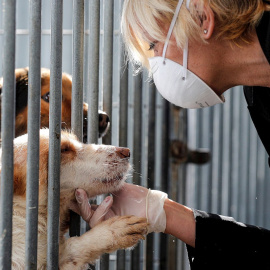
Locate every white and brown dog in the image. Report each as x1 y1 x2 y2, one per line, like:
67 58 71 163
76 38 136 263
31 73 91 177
9 129 147 269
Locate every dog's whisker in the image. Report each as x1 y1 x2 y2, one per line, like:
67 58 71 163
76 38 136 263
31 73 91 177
132 171 143 177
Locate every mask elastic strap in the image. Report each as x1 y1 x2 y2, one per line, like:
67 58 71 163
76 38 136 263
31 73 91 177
182 42 188 80
182 0 190 80
162 0 184 62
186 0 191 9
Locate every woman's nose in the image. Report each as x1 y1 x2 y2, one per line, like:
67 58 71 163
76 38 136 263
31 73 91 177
154 43 163 57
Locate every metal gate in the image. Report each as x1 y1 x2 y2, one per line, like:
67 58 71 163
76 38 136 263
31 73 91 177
0 1 269 270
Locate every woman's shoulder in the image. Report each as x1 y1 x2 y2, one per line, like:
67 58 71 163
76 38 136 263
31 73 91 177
257 11 270 63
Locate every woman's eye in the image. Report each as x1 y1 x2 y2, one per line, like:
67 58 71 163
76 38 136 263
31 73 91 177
148 42 156 51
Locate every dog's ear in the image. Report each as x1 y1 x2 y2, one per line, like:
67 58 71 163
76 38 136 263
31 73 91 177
40 68 50 88
13 165 27 196
0 68 30 117
13 142 27 196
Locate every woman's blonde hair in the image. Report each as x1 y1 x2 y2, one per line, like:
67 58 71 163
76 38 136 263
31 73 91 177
121 0 270 69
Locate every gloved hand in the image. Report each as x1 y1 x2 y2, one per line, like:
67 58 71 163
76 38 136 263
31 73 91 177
72 183 168 233
69 189 113 229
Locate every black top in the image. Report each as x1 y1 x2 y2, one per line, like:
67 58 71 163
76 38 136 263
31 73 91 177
186 11 270 270
187 210 270 270
244 11 270 165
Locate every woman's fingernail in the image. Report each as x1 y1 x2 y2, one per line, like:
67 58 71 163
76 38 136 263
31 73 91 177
75 190 83 203
104 196 111 204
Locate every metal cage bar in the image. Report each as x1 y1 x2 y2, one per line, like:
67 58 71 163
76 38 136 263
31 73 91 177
0 0 16 269
102 0 114 146
100 1 114 268
119 48 128 148
159 99 170 270
131 73 143 270
87 0 100 145
153 93 166 270
47 0 63 268
87 1 100 269
25 0 42 268
71 0 84 142
69 0 85 238
146 79 156 270
116 41 129 270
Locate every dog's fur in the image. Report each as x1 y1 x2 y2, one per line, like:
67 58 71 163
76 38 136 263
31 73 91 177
9 129 147 269
0 68 110 142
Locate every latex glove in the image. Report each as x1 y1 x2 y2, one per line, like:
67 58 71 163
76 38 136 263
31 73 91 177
69 189 113 228
74 183 168 233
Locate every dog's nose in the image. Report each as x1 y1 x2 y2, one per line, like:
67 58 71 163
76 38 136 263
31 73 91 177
115 147 130 159
98 112 110 138
99 113 110 126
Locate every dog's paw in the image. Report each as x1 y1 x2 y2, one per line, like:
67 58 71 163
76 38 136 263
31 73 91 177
93 215 148 252
59 216 148 268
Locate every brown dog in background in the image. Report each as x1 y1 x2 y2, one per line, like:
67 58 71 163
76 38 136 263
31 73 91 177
0 67 110 142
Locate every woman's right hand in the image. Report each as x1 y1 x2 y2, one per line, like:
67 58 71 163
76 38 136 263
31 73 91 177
73 183 168 233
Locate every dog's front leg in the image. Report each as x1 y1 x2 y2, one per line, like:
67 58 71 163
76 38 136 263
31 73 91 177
59 216 147 270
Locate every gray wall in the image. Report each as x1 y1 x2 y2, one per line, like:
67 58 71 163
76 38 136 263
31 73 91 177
186 89 270 229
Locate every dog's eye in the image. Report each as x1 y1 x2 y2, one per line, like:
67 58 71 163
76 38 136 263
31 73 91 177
61 145 71 153
61 147 69 153
41 92 50 103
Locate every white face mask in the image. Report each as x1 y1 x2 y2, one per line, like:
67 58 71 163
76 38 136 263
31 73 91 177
149 0 225 109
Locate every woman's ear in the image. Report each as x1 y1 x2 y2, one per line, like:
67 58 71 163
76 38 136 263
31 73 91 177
191 0 215 40
200 4 215 40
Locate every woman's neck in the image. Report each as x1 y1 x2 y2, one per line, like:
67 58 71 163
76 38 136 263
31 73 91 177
209 31 270 94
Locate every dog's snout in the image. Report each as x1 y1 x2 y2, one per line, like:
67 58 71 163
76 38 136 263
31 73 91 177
98 112 110 138
115 147 130 159
99 113 110 125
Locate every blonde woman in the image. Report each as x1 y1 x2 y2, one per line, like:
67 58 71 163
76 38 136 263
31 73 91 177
75 1 270 269
121 0 270 162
